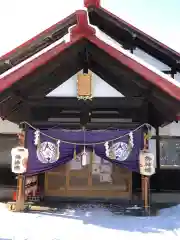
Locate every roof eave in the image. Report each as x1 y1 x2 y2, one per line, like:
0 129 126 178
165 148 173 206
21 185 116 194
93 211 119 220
85 0 180 69
0 12 77 75
0 9 180 126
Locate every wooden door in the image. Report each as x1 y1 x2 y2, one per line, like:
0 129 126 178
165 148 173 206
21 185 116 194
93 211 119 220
45 152 132 199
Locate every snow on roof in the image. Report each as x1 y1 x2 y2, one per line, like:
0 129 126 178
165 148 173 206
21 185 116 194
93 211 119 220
0 10 179 95
0 32 71 79
94 27 180 88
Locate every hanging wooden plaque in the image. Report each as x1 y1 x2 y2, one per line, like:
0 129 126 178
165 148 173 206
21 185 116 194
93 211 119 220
77 72 92 100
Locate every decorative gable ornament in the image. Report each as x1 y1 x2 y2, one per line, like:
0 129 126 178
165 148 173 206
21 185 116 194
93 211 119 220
139 150 155 176
11 147 29 174
77 72 92 100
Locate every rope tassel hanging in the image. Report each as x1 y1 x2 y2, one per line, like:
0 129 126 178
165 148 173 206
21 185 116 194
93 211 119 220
128 131 134 150
92 146 95 163
56 140 61 160
73 145 77 160
34 129 41 150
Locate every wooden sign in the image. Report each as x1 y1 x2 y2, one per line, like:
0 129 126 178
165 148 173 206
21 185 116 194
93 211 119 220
139 150 155 176
25 176 38 197
77 72 92 100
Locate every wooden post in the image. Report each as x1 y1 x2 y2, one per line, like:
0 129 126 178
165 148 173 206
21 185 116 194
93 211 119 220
141 175 145 201
15 132 26 211
144 175 149 213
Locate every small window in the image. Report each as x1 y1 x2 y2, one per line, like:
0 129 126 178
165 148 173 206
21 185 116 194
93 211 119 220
160 138 180 168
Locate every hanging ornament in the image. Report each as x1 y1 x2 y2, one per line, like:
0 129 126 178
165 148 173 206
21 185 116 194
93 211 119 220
77 71 92 101
92 145 95 163
55 140 60 160
104 141 115 160
109 141 116 160
104 142 109 156
139 149 155 176
144 131 152 142
128 132 134 150
81 146 87 166
34 129 40 146
81 126 88 166
11 147 29 174
73 145 77 160
17 132 25 146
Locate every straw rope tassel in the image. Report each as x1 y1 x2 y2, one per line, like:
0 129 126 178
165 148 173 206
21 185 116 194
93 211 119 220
92 146 95 163
56 140 60 160
73 145 76 160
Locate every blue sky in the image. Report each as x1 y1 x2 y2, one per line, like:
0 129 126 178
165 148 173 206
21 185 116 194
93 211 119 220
0 0 179 56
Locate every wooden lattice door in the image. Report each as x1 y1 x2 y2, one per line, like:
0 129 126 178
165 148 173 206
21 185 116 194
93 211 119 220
45 152 132 199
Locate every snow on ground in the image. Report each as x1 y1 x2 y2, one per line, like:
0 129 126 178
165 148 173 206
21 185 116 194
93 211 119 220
0 203 180 240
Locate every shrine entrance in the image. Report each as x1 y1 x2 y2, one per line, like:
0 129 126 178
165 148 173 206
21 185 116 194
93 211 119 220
45 152 132 199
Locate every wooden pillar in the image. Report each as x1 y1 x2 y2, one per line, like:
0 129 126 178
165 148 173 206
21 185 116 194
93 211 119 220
141 176 145 201
156 127 160 192
141 130 150 214
16 132 26 211
144 176 149 213
140 101 148 202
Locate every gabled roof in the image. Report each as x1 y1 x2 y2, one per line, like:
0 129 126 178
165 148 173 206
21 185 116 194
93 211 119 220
0 12 77 74
0 11 179 99
85 0 180 72
0 10 179 126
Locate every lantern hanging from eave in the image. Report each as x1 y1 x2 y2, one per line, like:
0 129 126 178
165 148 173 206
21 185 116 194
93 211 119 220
11 147 29 174
139 150 155 176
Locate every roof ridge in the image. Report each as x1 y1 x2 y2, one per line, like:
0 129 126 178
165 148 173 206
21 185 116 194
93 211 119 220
84 0 100 8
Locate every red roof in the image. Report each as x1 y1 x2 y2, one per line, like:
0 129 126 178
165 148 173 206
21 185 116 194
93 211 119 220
0 13 76 61
0 13 77 74
0 10 180 104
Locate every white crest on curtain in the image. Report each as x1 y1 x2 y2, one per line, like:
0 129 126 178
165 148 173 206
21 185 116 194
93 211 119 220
104 141 132 161
37 141 58 164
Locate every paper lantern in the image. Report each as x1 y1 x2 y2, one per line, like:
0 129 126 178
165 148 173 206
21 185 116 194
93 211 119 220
11 147 29 174
77 72 92 100
139 150 155 176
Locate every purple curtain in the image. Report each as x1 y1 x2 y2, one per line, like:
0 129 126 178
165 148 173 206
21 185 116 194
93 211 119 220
26 128 143 175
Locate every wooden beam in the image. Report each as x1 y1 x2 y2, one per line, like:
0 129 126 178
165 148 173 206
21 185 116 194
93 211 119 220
31 107 140 121
32 121 140 129
27 97 144 109
89 58 143 97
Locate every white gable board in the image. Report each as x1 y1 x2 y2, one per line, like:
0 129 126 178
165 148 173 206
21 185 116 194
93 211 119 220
47 71 124 97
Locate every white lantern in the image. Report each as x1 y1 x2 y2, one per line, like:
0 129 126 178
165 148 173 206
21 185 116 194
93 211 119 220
139 150 155 176
11 147 29 174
